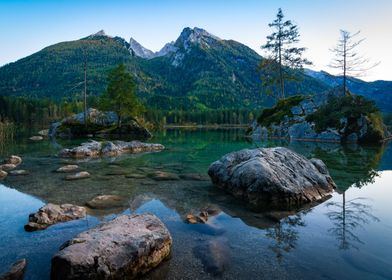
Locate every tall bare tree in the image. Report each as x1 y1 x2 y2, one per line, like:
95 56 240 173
329 30 379 96
260 8 311 99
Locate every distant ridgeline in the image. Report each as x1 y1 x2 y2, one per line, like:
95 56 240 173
249 88 391 144
0 28 391 123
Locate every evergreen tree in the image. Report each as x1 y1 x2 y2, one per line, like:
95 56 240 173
260 8 311 99
329 30 379 96
100 64 143 127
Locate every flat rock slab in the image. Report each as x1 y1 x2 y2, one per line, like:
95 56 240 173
208 147 336 210
56 165 79 173
86 195 125 209
0 259 27 280
65 171 90 181
59 140 164 159
51 214 172 280
25 203 86 232
125 173 147 179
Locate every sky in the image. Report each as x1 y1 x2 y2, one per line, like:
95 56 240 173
1 0 391 81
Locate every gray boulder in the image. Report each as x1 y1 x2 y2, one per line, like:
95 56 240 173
59 140 164 159
288 122 317 140
0 259 27 280
24 203 86 232
65 171 91 181
51 214 172 280
208 147 335 210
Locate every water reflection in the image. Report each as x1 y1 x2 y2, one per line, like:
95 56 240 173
265 210 310 261
326 194 379 250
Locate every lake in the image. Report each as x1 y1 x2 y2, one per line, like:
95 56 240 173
0 128 391 280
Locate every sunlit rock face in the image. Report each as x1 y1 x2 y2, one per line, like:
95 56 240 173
208 147 336 210
51 214 172 280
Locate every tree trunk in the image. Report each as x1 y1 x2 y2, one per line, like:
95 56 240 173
117 115 122 129
343 37 347 96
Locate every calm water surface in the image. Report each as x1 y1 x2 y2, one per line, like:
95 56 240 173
0 129 391 280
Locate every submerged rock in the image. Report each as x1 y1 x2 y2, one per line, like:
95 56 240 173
56 165 79 173
150 171 180 181
0 259 27 280
24 203 86 232
86 195 125 209
193 238 231 276
64 171 91 181
9 170 29 176
185 211 209 224
208 147 335 210
51 214 172 280
29 135 44 141
3 155 22 166
59 140 164 159
125 173 147 179
179 173 209 181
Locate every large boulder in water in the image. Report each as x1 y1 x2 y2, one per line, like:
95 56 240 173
51 214 172 280
59 140 164 159
49 108 152 139
208 147 336 210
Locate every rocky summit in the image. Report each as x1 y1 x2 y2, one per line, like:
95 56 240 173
208 147 336 210
59 140 164 158
51 214 172 280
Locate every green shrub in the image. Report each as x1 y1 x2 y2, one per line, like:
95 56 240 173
257 95 304 127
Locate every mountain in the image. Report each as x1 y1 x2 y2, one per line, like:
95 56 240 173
129 38 155 59
0 27 337 110
305 69 392 112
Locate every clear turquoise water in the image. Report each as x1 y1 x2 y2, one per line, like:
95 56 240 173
0 128 391 279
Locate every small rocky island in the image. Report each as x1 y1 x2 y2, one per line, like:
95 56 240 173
249 90 390 144
208 147 336 210
49 108 152 139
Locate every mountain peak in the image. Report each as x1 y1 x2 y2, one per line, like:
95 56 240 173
94 30 106 36
129 38 155 59
178 27 220 42
175 27 220 50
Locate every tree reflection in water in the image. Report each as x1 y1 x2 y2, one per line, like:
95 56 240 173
265 210 310 261
326 194 379 250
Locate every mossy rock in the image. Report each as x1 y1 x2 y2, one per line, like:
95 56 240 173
257 95 304 127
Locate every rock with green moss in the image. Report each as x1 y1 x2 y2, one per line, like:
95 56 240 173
49 108 151 140
250 91 390 144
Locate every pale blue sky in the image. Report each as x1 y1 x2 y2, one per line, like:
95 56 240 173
1 0 391 81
